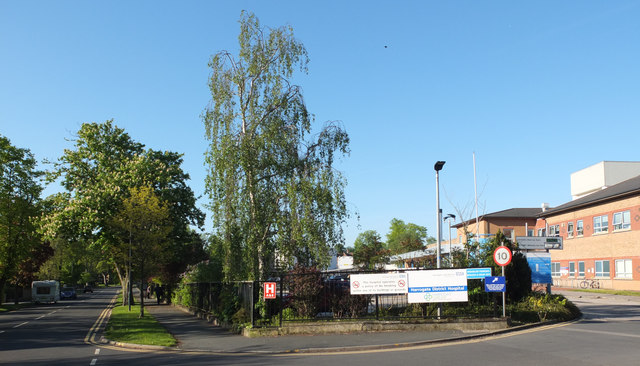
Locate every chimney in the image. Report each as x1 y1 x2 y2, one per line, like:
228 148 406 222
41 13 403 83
541 203 549 212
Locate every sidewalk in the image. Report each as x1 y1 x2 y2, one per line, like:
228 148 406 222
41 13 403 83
143 303 487 354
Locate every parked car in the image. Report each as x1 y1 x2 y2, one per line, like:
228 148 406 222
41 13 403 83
60 286 77 300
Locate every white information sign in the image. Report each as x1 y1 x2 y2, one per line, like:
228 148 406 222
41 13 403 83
407 269 468 303
350 273 408 295
516 236 563 250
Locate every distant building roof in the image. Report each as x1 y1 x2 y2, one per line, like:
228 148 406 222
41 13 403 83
452 208 542 228
539 174 640 217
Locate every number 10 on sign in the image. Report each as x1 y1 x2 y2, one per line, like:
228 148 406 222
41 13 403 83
493 246 512 267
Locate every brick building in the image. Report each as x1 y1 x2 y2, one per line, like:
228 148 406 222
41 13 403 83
453 208 541 244
537 169 640 291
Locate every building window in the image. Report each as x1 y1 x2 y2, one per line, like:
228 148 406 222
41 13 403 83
537 228 546 236
613 211 631 231
593 215 608 234
548 225 559 237
569 262 575 276
595 260 610 277
527 229 534 237
503 228 513 241
576 220 584 236
615 259 633 279
551 262 561 277
578 261 585 277
567 222 574 238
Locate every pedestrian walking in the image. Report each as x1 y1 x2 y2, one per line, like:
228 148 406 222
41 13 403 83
155 285 164 305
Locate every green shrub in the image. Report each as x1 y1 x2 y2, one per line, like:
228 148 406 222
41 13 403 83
510 293 581 323
286 265 322 318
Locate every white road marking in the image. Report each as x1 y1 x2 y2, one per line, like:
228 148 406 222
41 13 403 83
13 321 28 328
36 315 45 320
564 327 640 339
94 349 100 355
0 330 5 334
90 358 97 365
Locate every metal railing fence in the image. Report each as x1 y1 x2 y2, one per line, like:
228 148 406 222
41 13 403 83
182 269 501 328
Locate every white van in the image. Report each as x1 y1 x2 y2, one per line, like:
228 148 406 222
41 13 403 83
31 280 60 303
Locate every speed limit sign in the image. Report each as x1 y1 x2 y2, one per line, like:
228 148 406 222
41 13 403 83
493 246 512 267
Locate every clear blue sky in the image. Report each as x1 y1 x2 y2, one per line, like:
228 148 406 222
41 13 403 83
2 1 640 246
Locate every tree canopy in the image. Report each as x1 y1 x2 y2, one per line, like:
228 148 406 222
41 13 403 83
0 135 44 301
203 11 350 280
386 218 431 254
43 121 205 295
353 230 389 270
111 185 172 316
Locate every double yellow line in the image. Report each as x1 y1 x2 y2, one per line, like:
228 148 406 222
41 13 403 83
84 292 118 345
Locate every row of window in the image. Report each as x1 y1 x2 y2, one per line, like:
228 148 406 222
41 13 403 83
547 210 632 238
551 259 634 279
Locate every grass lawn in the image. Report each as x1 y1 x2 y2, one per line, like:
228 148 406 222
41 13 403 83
0 303 31 313
105 302 177 347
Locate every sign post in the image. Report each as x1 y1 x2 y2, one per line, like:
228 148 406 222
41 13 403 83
493 246 512 317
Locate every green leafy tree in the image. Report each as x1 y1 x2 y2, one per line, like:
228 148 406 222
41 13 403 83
386 218 429 254
0 136 44 303
43 121 145 293
110 186 172 317
479 230 531 302
44 121 204 303
203 11 350 280
353 230 389 270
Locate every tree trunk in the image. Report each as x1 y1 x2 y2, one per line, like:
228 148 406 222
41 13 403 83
0 277 6 304
139 260 144 318
14 284 20 305
113 263 127 306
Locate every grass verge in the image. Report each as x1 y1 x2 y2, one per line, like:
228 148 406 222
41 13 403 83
105 297 177 347
567 289 640 297
0 303 31 313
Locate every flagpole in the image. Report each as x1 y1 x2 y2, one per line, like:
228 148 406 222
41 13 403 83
474 152 479 244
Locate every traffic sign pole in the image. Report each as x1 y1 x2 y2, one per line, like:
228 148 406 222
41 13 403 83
502 266 506 317
493 245 512 318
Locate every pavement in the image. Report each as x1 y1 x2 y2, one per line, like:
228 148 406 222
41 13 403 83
125 302 493 354
103 289 639 354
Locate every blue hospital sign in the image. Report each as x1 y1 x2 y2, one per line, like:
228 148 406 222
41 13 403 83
484 276 506 292
526 252 552 284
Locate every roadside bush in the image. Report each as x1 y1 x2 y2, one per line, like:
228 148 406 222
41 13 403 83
510 293 581 323
286 265 322 318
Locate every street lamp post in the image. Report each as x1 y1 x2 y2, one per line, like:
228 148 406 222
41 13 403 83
444 214 456 267
434 161 445 269
434 161 445 319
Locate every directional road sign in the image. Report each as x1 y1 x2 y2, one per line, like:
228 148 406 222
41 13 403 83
484 276 506 292
516 236 563 250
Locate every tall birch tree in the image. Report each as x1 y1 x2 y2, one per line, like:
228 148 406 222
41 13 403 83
203 12 350 280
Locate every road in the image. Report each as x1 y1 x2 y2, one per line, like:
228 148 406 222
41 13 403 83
0 286 123 366
2 288 639 365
